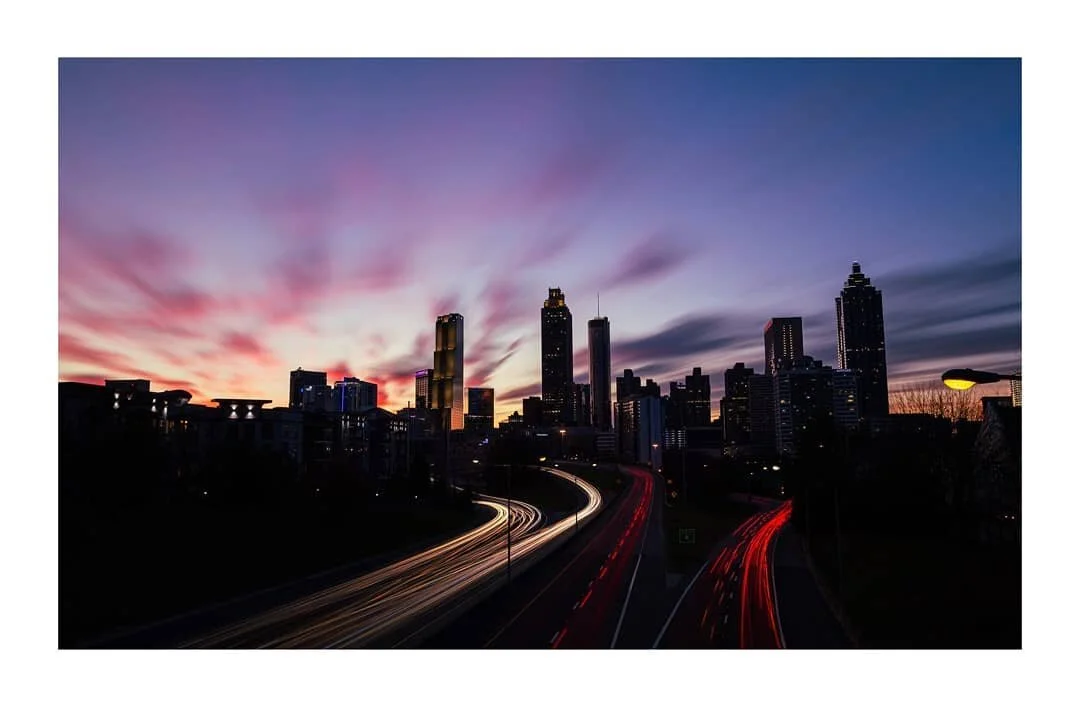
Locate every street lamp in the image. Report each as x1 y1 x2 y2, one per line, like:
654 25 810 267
942 368 1021 390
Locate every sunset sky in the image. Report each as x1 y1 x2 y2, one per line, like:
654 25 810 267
58 58 1021 420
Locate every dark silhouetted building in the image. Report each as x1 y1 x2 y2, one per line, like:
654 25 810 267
774 356 835 456
466 387 495 431
764 317 804 376
616 369 641 403
835 262 888 418
334 377 377 413
588 316 612 431
541 287 574 425
522 396 543 428
748 373 776 457
289 368 326 409
301 384 334 412
434 313 465 430
685 367 712 425
832 369 859 430
722 363 753 450
415 368 434 410
571 383 591 427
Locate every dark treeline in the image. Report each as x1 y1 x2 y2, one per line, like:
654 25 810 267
783 413 1021 648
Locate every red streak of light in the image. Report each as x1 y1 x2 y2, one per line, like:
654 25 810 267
552 627 568 648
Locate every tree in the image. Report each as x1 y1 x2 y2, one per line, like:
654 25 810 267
889 380 981 423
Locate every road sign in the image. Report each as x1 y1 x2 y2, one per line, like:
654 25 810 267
678 528 696 545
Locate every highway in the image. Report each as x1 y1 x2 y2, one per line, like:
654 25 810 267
653 499 791 649
423 464 659 649
182 468 603 648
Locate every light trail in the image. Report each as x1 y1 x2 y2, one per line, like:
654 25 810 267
738 500 792 649
182 467 602 648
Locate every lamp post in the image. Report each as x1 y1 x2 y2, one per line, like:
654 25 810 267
941 368 1021 390
559 428 566 461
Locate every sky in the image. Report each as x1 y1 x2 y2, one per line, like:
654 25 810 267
58 58 1021 421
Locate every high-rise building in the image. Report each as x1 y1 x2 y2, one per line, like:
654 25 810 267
415 369 434 410
301 384 334 412
616 369 641 402
685 367 712 426
290 368 327 409
722 363 753 448
832 369 859 430
466 387 495 431
748 373 776 457
588 316 612 431
433 313 465 431
522 396 544 428
1010 370 1022 407
541 287 574 425
616 393 663 468
835 262 888 418
774 356 836 456
764 317 805 376
571 383 591 426
334 377 377 413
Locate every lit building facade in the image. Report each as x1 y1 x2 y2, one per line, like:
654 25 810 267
764 317 805 376
835 262 888 418
1010 370 1022 407
415 369 434 410
433 313 465 431
722 362 753 449
588 316 612 431
541 287 574 425
832 369 859 430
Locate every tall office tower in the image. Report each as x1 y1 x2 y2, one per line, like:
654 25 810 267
764 317 805 376
832 369 859 430
616 369 642 402
835 262 889 418
616 393 663 467
666 381 687 430
722 363 753 448
415 369 434 410
541 288 574 425
522 396 544 428
301 383 334 412
588 316 612 430
1010 369 1022 407
290 368 327 409
774 356 836 456
466 387 495 431
747 373 776 456
334 377 377 413
433 313 465 430
685 367 712 425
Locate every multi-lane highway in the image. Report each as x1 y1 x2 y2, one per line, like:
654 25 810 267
653 499 792 649
424 463 660 649
182 468 603 648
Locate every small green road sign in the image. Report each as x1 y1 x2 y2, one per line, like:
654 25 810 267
678 528 696 545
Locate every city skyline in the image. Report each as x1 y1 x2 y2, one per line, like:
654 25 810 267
59 59 1021 421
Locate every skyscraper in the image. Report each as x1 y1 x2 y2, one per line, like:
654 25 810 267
588 316 612 430
722 362 753 449
685 367 712 426
433 313 465 431
1010 370 1022 407
289 368 326 409
466 387 495 431
541 287 574 426
836 262 888 418
764 318 805 376
774 356 835 456
415 369 434 410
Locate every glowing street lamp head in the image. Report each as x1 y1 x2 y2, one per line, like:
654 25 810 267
941 368 1014 390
